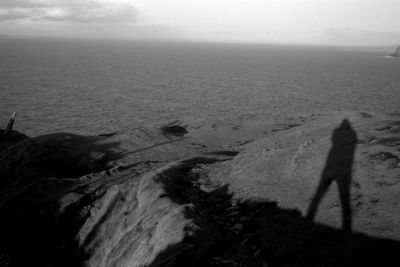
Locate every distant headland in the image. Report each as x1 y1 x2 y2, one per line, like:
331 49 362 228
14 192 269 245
390 46 400 57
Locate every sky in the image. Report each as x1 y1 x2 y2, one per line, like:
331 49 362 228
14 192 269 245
0 0 399 46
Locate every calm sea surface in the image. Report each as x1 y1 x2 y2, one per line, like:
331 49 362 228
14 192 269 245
1 38 399 136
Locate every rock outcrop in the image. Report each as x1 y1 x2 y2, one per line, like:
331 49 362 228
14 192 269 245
0 125 236 266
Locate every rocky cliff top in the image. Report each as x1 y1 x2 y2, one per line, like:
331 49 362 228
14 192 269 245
1 112 400 266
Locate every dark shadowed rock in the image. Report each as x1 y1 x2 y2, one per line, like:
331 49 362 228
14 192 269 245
161 125 188 137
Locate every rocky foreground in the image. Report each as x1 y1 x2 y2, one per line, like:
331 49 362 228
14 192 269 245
0 111 400 266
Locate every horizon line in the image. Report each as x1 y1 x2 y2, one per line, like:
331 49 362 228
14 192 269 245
0 34 399 49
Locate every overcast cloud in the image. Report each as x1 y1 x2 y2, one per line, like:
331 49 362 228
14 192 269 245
0 0 399 45
0 0 137 23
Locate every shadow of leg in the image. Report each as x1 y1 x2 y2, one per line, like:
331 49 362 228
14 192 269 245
338 179 352 233
306 178 332 221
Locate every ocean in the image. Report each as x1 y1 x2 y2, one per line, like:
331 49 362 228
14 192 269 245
1 38 399 136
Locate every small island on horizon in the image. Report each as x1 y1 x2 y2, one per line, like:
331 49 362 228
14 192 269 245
390 46 400 57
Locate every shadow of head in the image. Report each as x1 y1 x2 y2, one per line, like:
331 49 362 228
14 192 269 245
332 119 358 146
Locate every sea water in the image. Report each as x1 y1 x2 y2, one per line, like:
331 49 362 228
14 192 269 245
1 38 399 135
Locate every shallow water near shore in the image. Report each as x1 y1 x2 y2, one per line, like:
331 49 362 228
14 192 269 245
1 38 399 135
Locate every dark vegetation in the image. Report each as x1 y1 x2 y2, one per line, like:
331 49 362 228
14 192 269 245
0 130 28 151
0 130 124 266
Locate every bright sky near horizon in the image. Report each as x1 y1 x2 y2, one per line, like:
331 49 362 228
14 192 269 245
0 0 399 45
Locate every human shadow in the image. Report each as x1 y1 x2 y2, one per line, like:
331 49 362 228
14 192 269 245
148 155 400 267
306 119 358 232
